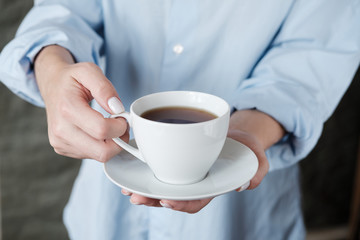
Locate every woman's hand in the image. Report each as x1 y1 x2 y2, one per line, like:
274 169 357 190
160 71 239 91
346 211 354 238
123 191 214 214
227 129 269 191
35 45 128 162
122 109 285 213
122 129 269 214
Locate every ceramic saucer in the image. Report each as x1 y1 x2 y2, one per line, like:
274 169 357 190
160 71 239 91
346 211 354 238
104 137 258 200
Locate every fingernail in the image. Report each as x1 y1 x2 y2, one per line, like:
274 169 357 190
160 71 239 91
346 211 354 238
122 189 131 196
237 181 250 192
160 201 173 209
108 97 125 114
130 198 140 205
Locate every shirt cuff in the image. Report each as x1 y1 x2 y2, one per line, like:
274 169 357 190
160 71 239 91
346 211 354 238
0 5 103 107
231 79 324 171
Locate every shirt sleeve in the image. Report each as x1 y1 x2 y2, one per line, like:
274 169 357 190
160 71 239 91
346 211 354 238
0 0 103 107
231 0 360 171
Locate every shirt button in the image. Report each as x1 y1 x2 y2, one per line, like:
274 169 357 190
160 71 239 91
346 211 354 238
173 44 184 54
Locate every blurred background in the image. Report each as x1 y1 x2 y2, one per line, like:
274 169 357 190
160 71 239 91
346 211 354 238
0 1 359 240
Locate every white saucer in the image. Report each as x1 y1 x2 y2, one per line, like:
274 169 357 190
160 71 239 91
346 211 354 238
104 137 258 200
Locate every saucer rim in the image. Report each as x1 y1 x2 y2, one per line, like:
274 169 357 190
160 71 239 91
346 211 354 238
103 138 258 200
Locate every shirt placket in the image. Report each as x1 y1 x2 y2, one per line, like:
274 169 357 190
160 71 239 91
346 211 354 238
159 0 198 91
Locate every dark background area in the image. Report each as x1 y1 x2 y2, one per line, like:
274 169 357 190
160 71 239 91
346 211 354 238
0 1 81 239
300 68 359 230
0 1 359 239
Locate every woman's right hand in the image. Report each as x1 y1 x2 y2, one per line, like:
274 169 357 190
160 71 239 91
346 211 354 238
34 45 128 162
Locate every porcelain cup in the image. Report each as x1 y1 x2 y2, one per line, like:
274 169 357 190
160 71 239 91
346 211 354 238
110 91 230 185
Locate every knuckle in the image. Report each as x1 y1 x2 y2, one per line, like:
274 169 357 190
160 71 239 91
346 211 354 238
77 62 98 72
97 140 120 163
48 131 63 153
94 127 106 140
53 147 64 156
49 137 65 155
93 120 109 140
97 149 110 163
58 100 72 120
48 137 58 149
97 156 107 163
96 143 111 163
51 123 65 139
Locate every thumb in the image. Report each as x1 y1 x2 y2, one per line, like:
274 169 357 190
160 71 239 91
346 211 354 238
72 62 124 114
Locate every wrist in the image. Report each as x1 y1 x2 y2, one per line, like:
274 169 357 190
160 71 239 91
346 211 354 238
35 45 74 73
34 45 75 100
229 109 285 150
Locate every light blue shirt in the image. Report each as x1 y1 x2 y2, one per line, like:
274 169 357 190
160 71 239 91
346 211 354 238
1 0 359 239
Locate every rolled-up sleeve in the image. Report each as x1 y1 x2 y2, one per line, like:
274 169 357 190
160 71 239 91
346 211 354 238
231 0 360 171
0 0 103 107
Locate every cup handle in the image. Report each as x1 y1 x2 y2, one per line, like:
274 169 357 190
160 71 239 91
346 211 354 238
110 112 146 163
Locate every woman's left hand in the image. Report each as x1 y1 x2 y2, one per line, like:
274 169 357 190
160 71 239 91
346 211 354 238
121 129 269 214
122 109 284 214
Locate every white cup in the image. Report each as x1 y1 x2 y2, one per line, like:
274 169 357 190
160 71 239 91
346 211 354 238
110 91 230 185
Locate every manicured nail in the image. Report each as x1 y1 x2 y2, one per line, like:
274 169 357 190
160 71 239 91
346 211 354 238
122 189 131 196
130 198 140 205
237 181 250 192
108 97 125 114
160 201 173 209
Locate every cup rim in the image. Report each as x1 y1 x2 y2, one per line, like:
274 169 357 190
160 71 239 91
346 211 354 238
130 91 230 126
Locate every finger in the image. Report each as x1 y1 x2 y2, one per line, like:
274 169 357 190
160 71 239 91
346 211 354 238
130 194 162 207
235 181 251 192
160 198 213 214
70 62 125 114
50 122 127 162
227 129 269 190
121 189 132 196
247 149 268 190
62 94 128 140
